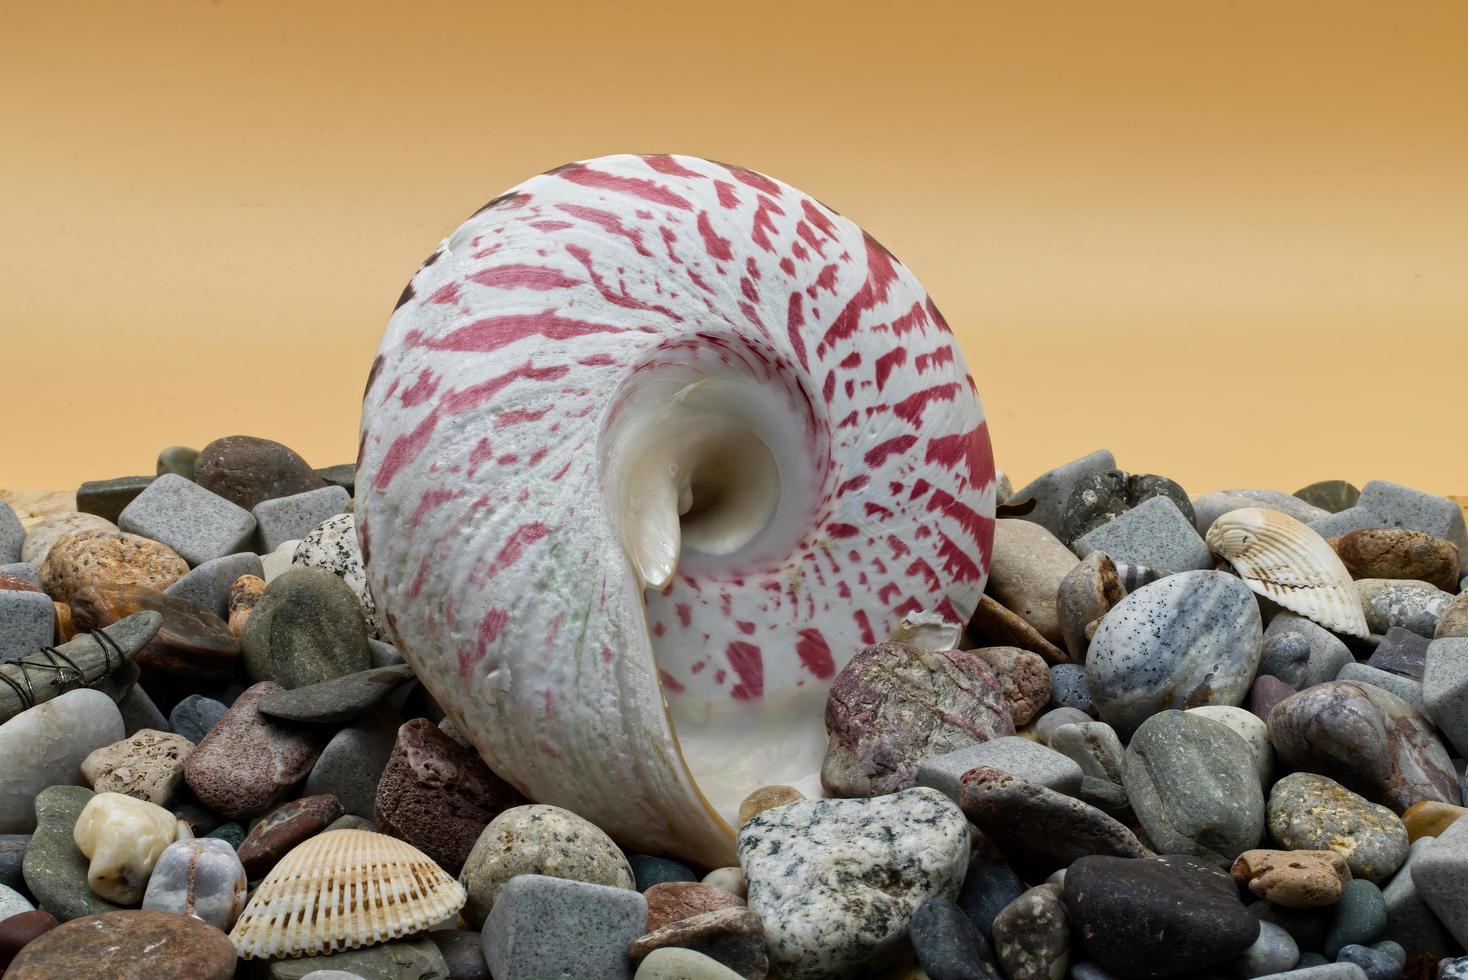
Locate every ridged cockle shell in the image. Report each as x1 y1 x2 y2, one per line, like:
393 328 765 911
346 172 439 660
356 154 995 866
1206 507 1370 638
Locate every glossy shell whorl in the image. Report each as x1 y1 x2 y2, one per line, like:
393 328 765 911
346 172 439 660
356 154 994 865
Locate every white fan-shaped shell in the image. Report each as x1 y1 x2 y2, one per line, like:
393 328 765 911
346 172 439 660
228 829 466 960
1205 507 1369 638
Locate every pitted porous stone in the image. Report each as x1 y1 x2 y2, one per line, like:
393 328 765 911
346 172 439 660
737 788 969 980
80 729 193 805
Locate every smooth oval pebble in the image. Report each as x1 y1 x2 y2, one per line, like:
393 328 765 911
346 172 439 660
459 803 635 929
72 791 178 905
0 910 58 972
1086 570 1263 737
241 567 371 689
1236 919 1299 977
292 513 383 638
238 793 343 879
4 909 237 979
141 836 247 930
1267 772 1410 882
635 947 746 980
0 689 125 834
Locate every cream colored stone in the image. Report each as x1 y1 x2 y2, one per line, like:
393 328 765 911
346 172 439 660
81 729 194 805
702 866 746 898
73 790 178 903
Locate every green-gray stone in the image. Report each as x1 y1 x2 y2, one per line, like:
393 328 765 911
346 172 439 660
156 445 200 481
22 785 122 921
205 822 245 849
1324 878 1387 957
1295 480 1361 515
242 567 370 689
327 814 377 833
75 476 155 524
266 938 449 979
316 464 356 496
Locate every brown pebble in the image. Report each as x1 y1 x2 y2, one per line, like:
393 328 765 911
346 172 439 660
39 528 188 604
628 906 768 979
645 881 746 932
972 646 1052 726
0 574 43 594
53 602 76 643
238 793 343 879
227 574 266 637
1230 848 1351 908
1331 528 1461 593
4 910 235 980
738 785 804 827
0 910 59 973
70 583 238 679
1402 799 1468 842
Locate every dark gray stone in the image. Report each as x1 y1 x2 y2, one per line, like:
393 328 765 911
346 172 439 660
168 694 228 744
303 704 400 818
315 464 356 496
155 445 198 480
956 857 1023 943
22 785 122 921
1366 627 1431 679
1060 470 1193 544
116 684 169 736
241 567 370 689
1295 480 1362 515
165 552 264 619
258 664 415 724
1009 450 1117 538
1323 879 1387 957
76 476 154 524
910 897 998 980
0 834 29 892
1382 836 1455 959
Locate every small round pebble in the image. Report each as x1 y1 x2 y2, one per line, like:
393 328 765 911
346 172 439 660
1337 942 1403 980
1034 706 1092 744
1324 879 1388 957
168 694 229 744
702 866 745 897
737 785 804 826
1236 920 1299 977
628 853 698 891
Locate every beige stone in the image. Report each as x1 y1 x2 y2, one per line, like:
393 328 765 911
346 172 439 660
20 512 117 567
645 881 745 932
73 791 178 904
738 785 804 826
81 729 194 805
1231 848 1351 908
40 529 188 604
227 574 266 638
986 520 1080 646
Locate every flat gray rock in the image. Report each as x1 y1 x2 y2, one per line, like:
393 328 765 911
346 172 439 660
258 663 415 723
165 552 264 618
1073 496 1212 574
118 473 256 566
1122 709 1264 866
1086 570 1263 736
1383 835 1456 959
303 704 402 819
252 485 351 554
1423 637 1468 757
1009 450 1116 538
1191 488 1329 535
482 874 646 980
1338 661 1426 714
1410 809 1468 948
1262 612 1353 688
0 591 55 663
915 735 1082 803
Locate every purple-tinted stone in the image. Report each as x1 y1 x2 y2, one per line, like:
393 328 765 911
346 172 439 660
821 641 1016 798
1267 680 1460 813
1367 628 1432 680
182 682 323 820
1249 675 1296 722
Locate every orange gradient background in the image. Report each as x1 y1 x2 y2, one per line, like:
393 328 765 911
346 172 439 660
4 1 1465 495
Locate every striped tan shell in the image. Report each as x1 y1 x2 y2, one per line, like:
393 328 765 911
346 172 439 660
228 829 466 959
1205 507 1369 638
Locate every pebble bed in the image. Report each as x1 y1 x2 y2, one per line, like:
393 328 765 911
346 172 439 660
1 438 1467 980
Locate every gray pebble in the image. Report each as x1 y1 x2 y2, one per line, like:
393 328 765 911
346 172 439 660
1237 919 1299 977
1049 663 1094 715
169 694 229 744
1073 496 1213 574
0 563 41 587
0 591 55 664
165 552 265 618
917 736 1082 804
1337 662 1426 714
1263 613 1354 688
1423 637 1468 757
1034 707 1092 744
1009 450 1117 538
302 703 400 819
1324 879 1387 958
118 473 257 566
253 485 351 554
1382 835 1455 959
482 875 647 980
0 502 24 564
1192 489 1329 535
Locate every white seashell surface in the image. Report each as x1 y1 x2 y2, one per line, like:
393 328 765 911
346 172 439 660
228 829 466 960
1205 507 1370 638
72 790 178 904
356 154 995 865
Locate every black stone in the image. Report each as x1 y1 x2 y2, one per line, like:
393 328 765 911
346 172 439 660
1248 899 1332 955
315 464 356 496
956 857 1024 942
1064 854 1259 977
627 853 698 891
75 476 154 524
910 897 999 980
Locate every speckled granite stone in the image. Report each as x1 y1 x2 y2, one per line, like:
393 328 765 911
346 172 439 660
292 513 382 638
737 787 969 979
1086 570 1264 737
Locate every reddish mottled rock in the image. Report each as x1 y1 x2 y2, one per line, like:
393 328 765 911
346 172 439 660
0 574 42 594
69 583 238 679
183 682 323 820
821 641 1015 798
237 793 342 879
0 910 58 972
40 529 188 604
645 881 746 932
4 910 235 979
973 646 1052 726
194 435 325 511
1332 528 1461 593
628 907 768 979
1268 681 1459 813
374 718 525 874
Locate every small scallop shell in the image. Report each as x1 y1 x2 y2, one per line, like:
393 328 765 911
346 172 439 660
228 829 466 960
1205 507 1369 638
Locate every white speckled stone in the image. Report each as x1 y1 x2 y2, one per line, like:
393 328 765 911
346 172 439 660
0 881 33 922
293 512 382 637
117 474 257 567
737 787 969 980
1086 570 1263 737
142 836 247 930
0 689 125 833
260 539 300 583
253 485 351 554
